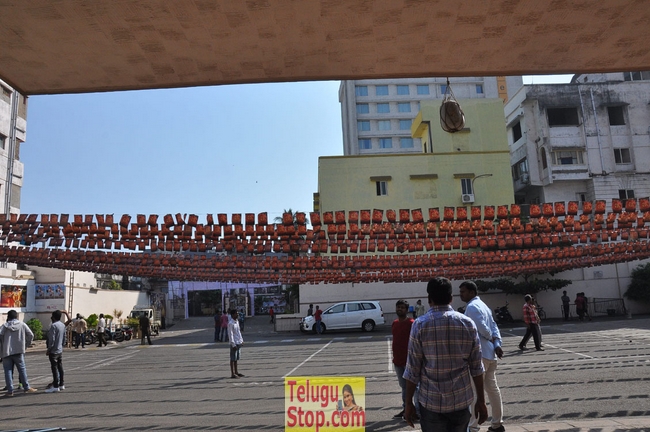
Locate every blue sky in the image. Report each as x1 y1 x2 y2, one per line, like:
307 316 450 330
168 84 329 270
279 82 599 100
20 75 573 220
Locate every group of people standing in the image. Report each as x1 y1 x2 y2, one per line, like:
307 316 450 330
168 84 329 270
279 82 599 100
1 309 70 396
392 278 507 432
561 290 592 321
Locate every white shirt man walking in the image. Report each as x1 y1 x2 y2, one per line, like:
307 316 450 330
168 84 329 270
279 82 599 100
459 281 505 432
227 309 244 379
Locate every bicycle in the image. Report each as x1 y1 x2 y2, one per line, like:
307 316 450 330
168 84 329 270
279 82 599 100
536 302 547 320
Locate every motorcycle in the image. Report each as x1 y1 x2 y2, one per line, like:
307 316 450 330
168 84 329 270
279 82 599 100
494 302 514 324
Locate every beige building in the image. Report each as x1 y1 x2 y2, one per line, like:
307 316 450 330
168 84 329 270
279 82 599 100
318 99 514 214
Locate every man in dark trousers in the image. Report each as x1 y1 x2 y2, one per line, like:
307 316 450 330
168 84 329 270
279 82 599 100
392 299 418 420
269 306 275 324
139 313 152 345
403 277 487 431
45 310 71 393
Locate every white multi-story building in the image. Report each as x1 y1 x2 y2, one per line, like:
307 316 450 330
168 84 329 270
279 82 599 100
339 76 523 155
0 79 26 215
505 72 650 206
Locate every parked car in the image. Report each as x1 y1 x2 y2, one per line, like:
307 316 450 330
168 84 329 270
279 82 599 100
300 301 385 333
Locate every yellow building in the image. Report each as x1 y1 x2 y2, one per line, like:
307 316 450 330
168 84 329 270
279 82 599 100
317 99 514 213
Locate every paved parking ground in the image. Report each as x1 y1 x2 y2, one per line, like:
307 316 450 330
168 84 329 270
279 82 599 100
2 315 650 431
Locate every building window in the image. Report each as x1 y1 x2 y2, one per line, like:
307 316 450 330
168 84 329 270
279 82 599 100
377 103 390 113
608 106 625 126
1 85 11 97
541 148 548 169
417 85 430 95
356 103 369 114
547 107 579 126
577 192 587 202
551 150 584 165
440 85 447 94
397 85 409 95
623 71 650 81
378 120 391 131
398 103 411 113
375 85 389 96
355 86 368 96
400 138 414 148
358 139 371 150
357 121 370 131
0 134 5 150
619 189 635 199
512 121 522 142
461 178 473 195
512 158 529 180
399 119 412 130
476 84 484 94
376 181 388 196
614 148 631 164
379 138 393 149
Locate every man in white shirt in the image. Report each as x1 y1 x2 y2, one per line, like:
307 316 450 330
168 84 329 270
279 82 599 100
459 281 505 432
227 309 244 379
97 314 107 347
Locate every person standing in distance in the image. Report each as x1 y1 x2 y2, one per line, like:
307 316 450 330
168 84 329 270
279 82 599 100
307 304 314 317
0 310 37 396
269 306 275 324
392 299 418 420
97 313 107 347
219 310 229 342
414 299 426 319
139 312 152 345
228 309 244 379
561 291 571 321
313 305 323 334
459 281 505 432
403 277 487 431
519 295 543 351
74 314 87 348
45 310 70 393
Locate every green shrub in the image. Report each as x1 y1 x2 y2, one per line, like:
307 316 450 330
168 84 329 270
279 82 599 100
86 314 98 329
125 317 140 328
625 262 650 304
26 318 44 341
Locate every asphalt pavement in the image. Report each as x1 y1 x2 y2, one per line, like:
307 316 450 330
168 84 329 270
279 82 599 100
3 313 650 431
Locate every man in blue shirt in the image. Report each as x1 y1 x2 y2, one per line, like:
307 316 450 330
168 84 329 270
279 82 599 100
404 277 487 431
460 281 505 432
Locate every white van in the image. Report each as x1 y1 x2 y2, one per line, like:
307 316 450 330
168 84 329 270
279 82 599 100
300 301 385 333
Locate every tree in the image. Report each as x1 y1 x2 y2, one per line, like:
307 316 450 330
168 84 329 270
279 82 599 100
475 277 571 296
625 262 650 304
273 208 307 229
107 279 122 290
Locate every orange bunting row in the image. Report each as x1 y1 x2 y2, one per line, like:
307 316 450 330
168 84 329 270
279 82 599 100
0 198 648 283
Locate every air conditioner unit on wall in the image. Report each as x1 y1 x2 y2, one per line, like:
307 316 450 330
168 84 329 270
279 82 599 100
461 194 475 203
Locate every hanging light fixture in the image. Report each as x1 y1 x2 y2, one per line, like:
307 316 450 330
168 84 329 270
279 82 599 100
440 78 465 133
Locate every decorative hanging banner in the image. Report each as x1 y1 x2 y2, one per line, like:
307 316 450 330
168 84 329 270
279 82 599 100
285 377 365 432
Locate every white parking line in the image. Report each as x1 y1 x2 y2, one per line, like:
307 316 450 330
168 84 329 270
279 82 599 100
386 338 393 374
253 340 269 344
281 339 295 343
283 340 333 378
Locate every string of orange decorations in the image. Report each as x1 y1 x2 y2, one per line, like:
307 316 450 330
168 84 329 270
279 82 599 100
0 198 647 284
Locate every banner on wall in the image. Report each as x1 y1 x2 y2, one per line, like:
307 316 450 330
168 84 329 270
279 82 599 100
285 377 365 432
34 284 66 311
0 285 27 308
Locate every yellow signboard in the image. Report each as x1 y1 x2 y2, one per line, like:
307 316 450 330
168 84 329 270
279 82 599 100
285 376 365 432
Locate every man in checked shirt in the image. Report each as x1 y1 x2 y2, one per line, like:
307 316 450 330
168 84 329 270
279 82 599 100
403 277 488 431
